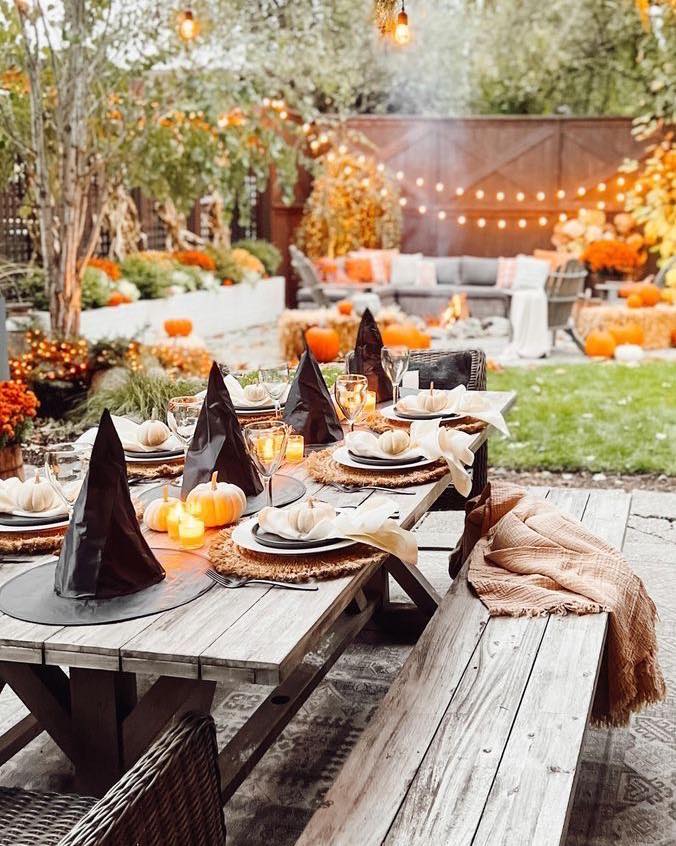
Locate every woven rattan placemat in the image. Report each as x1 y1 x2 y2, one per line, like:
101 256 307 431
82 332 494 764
127 460 183 481
0 527 66 555
209 526 386 582
305 448 448 489
361 411 486 435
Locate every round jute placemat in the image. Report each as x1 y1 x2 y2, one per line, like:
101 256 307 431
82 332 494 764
209 526 386 582
361 411 486 436
0 527 66 556
305 447 448 489
127 460 183 481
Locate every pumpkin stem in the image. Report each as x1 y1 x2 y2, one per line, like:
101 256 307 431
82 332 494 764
34 470 40 484
430 381 435 394
210 470 219 489
162 484 169 502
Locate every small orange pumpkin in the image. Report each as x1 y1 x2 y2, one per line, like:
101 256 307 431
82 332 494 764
305 326 340 363
382 323 430 349
626 293 643 309
337 299 353 316
164 318 193 337
584 330 616 358
618 283 637 298
638 282 661 307
107 291 129 307
222 278 234 286
609 323 644 347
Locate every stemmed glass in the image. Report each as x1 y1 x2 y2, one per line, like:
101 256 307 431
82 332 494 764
258 365 290 418
381 345 410 406
244 421 289 507
167 396 203 485
334 374 368 433
44 443 92 518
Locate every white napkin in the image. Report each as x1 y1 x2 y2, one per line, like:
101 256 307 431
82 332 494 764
223 374 290 408
258 496 418 564
344 430 422 462
397 385 509 436
0 476 67 518
77 415 181 453
409 418 476 497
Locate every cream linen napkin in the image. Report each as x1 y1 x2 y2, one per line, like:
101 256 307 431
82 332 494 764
223 374 290 408
397 385 509 435
77 415 181 453
0 476 67 518
409 418 476 497
258 496 418 565
344 430 423 462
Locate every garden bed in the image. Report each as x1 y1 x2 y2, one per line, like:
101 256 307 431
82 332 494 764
34 276 285 342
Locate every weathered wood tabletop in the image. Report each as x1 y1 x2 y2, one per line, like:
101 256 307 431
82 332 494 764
0 390 515 797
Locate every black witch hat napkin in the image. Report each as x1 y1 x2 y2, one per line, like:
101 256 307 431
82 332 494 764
181 362 263 498
55 409 165 600
283 347 343 445
349 308 392 401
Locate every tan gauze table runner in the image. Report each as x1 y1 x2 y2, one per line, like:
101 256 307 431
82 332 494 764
450 481 665 727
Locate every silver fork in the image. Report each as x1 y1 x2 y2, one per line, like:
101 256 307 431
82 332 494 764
329 483 415 495
205 568 318 591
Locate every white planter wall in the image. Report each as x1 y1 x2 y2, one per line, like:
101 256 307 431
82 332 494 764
36 276 285 341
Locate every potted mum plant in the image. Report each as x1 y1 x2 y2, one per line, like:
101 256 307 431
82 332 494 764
581 240 644 292
0 380 39 480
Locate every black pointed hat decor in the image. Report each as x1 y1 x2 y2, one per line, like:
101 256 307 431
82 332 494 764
349 308 392 402
283 347 343 445
0 409 213 626
181 362 263 499
55 409 165 600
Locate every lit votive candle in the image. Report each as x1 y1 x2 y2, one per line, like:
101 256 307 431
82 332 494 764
365 390 377 413
178 513 205 550
286 434 304 463
166 502 184 540
257 436 276 462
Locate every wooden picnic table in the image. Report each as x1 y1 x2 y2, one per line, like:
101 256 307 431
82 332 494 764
0 390 515 798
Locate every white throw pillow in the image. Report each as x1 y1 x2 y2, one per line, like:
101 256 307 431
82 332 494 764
512 255 550 291
415 259 437 289
390 253 423 287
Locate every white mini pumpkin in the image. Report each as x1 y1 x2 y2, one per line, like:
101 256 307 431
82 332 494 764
416 382 449 413
138 418 171 448
287 498 336 534
243 383 268 403
378 429 410 456
17 471 55 513
143 485 180 532
186 471 246 527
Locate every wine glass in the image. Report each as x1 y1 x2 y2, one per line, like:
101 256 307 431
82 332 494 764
259 365 290 418
244 421 289 507
167 396 203 485
381 345 410 406
44 442 92 517
334 374 368 433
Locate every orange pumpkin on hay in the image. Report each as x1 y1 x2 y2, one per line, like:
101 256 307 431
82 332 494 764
584 330 616 358
608 323 644 347
336 299 353 316
382 323 431 349
305 326 340 362
164 318 193 337
626 293 643 309
107 291 130 307
638 282 661 307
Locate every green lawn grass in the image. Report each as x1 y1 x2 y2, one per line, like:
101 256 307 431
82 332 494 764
486 361 676 475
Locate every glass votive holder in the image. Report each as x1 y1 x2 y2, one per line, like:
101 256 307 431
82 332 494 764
365 390 377 413
166 502 184 540
178 513 205 550
285 434 305 463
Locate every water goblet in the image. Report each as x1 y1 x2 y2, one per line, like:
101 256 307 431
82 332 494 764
44 442 92 518
334 374 369 433
381 345 410 406
259 365 290 417
243 421 289 507
167 395 203 485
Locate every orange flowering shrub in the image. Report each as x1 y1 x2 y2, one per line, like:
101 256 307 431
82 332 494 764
0 381 39 448
172 250 216 272
86 257 121 281
581 241 642 275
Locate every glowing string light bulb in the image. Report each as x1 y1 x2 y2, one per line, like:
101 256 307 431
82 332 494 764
416 176 424 187
177 9 200 42
394 2 411 45
457 215 466 225
518 218 527 229
477 217 486 228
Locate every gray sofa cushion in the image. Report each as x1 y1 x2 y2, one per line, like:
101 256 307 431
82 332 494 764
428 257 462 286
461 256 499 286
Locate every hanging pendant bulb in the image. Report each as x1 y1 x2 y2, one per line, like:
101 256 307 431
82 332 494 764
394 3 411 45
177 9 200 42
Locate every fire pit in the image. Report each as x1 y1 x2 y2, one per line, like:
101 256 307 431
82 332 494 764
440 294 470 328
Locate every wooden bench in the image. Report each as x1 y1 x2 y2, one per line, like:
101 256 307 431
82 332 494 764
297 487 631 846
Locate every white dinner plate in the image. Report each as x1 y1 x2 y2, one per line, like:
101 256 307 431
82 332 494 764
333 446 436 473
231 516 355 557
380 404 461 423
125 451 184 465
0 517 69 534
234 404 285 416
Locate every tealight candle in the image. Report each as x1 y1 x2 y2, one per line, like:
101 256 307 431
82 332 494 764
286 434 304 463
365 390 377 413
178 513 205 550
257 436 276 462
166 502 184 540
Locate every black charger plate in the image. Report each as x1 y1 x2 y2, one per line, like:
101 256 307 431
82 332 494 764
0 512 68 528
347 450 425 467
252 523 342 550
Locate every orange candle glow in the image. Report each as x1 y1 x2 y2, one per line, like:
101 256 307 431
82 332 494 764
365 390 377 413
178 513 205 550
285 434 304 463
166 502 184 540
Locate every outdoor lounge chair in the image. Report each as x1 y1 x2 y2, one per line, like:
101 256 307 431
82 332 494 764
545 258 587 349
289 244 333 308
0 713 226 846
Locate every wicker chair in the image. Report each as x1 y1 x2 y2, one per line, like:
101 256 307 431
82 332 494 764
289 244 332 308
0 713 226 846
545 259 587 348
